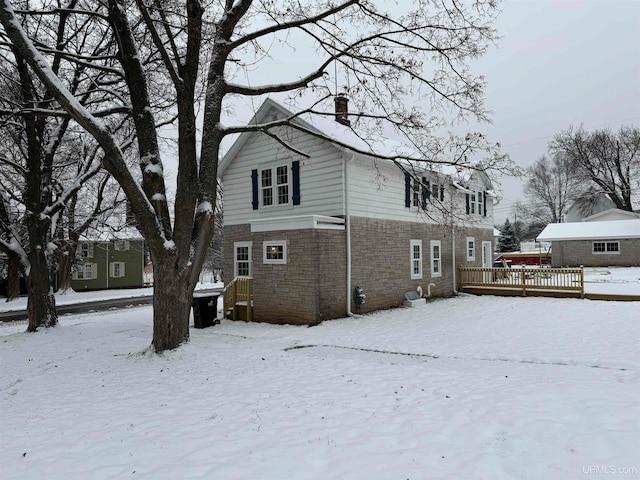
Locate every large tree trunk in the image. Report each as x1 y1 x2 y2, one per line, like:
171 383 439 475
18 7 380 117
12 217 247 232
26 245 57 332
151 257 194 352
57 252 73 293
56 242 77 293
6 256 21 301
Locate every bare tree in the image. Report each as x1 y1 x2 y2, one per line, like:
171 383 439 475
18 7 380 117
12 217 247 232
0 2 118 330
1 0 513 351
518 153 581 225
203 181 223 276
550 125 640 212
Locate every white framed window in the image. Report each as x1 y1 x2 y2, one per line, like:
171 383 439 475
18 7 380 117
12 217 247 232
79 242 93 259
476 192 483 216
74 263 97 280
261 165 289 207
412 179 421 208
263 240 287 264
234 242 252 277
410 240 423 279
431 184 445 202
110 262 125 278
114 240 130 251
470 192 476 214
430 240 442 277
592 241 620 254
466 237 475 261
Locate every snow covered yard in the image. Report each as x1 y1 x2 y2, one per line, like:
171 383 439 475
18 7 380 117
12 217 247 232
1 295 638 480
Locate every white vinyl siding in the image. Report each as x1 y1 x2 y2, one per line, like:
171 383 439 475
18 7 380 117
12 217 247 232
221 115 345 225
410 240 423 279
221 106 494 228
348 159 442 224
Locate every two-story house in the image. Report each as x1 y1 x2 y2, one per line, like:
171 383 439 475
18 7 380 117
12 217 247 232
72 228 145 291
219 98 497 325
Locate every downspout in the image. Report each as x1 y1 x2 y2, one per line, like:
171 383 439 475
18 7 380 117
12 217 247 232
344 153 363 318
451 223 457 294
450 190 458 295
105 241 109 289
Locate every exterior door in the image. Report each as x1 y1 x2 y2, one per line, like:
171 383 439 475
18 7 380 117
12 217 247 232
482 241 492 282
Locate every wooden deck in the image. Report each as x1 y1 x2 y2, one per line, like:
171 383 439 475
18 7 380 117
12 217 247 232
458 267 584 298
458 267 640 301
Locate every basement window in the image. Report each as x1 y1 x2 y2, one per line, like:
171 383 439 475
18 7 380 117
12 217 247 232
263 240 287 264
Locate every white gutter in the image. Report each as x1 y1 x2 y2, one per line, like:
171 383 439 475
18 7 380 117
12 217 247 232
451 224 457 294
452 180 473 193
105 241 109 289
344 153 363 318
450 192 458 295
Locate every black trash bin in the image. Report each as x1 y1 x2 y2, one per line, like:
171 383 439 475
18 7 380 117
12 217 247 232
192 294 220 328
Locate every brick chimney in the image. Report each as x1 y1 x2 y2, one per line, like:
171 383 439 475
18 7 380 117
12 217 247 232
334 93 350 126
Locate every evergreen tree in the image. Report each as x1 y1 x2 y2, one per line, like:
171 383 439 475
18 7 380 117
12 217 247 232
497 219 519 253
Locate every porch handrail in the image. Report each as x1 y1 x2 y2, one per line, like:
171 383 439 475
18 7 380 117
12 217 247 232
223 277 253 321
458 266 584 298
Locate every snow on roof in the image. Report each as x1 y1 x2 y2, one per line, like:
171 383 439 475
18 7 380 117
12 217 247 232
80 226 143 242
219 97 490 188
536 219 640 242
583 208 640 222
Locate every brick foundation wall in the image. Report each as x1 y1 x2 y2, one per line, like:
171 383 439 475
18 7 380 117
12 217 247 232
224 224 346 325
224 219 494 324
552 239 640 267
349 219 490 313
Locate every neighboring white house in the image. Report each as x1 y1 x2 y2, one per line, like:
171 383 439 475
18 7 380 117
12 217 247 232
582 208 640 222
537 219 640 267
564 193 616 222
565 192 640 222
218 97 498 325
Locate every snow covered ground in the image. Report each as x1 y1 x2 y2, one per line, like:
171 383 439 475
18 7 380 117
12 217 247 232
1 295 638 479
0 282 223 314
582 267 640 296
0 267 638 315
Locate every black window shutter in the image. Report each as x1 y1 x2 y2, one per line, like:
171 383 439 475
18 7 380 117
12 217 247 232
421 177 429 209
483 191 487 217
292 160 301 205
465 193 470 214
251 169 259 210
404 173 411 208
440 185 445 201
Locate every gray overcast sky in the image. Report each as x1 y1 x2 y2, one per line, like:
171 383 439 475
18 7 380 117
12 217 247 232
473 0 640 223
209 0 638 224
